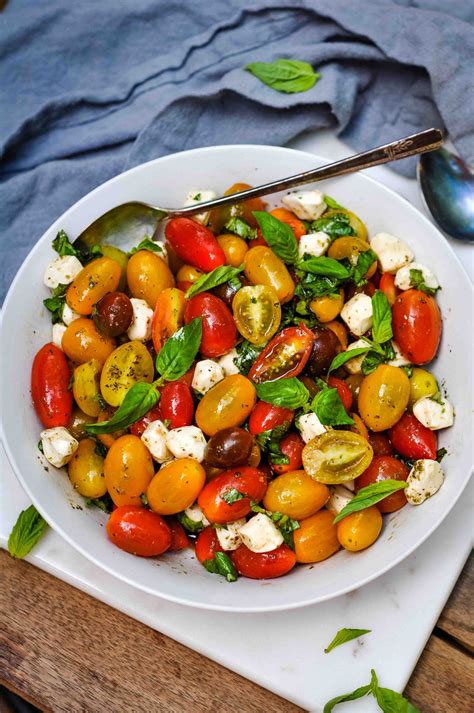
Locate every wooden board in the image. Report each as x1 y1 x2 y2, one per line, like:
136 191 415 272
1 550 472 712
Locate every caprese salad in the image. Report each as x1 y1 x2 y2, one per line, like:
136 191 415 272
31 183 454 582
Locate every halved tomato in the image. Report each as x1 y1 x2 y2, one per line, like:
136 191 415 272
248 326 314 383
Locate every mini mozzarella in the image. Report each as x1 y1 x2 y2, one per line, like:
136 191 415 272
127 298 153 342
406 459 444 505
184 503 210 527
154 242 168 264
298 231 331 259
340 293 373 336
62 302 80 326
192 359 225 395
413 397 455 430
297 412 327 443
327 485 354 514
52 323 67 350
216 348 240 376
43 255 83 289
370 233 414 274
40 427 78 468
237 513 284 553
388 341 411 367
183 189 216 225
282 190 326 221
344 339 371 374
141 420 173 464
216 519 246 551
166 426 207 462
394 262 439 291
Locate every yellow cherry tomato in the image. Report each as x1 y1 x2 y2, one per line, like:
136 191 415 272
176 264 203 285
244 246 295 304
100 341 154 407
323 209 368 241
336 506 382 552
349 413 369 440
328 236 377 279
217 234 248 267
72 358 102 417
325 320 348 350
62 317 116 365
263 470 329 520
100 245 129 291
310 289 344 322
232 285 281 346
68 438 107 499
208 182 265 233
302 430 373 484
294 510 341 563
358 364 410 431
126 250 175 308
196 374 257 436
147 458 206 515
66 257 121 315
104 435 154 507
409 367 438 407
67 406 95 439
152 287 186 352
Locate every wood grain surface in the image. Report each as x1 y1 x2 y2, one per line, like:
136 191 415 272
1 550 472 713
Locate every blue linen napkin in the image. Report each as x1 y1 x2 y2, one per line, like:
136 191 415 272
1 0 473 301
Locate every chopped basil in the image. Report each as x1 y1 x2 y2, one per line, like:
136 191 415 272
324 628 371 653
255 378 310 409
294 270 344 300
140 493 150 508
280 301 318 329
185 265 243 299
256 421 291 465
352 249 377 286
203 552 238 582
84 494 114 513
234 340 264 375
176 511 205 534
52 229 81 258
43 283 68 324
409 268 439 296
249 502 299 548
245 58 320 94
128 236 166 257
401 365 414 378
311 212 355 238
253 210 299 264
193 193 202 201
93 440 108 458
222 488 245 505
224 217 257 240
371 290 393 344
436 447 447 462
333 480 408 524
155 318 202 381
37 439 44 453
8 505 48 559
361 340 396 375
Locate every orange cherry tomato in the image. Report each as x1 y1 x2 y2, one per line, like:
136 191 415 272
217 234 248 267
269 207 306 240
62 318 116 364
379 273 399 306
310 289 344 323
176 264 203 286
325 320 348 350
195 374 256 436
336 506 382 552
263 470 329 520
152 287 186 352
126 250 175 308
31 343 73 428
294 510 340 564
147 458 206 516
66 257 121 315
231 543 296 579
208 182 266 233
392 289 442 365
248 326 314 383
106 505 171 556
356 455 408 513
358 365 410 432
104 435 154 507
244 246 295 304
197 467 267 523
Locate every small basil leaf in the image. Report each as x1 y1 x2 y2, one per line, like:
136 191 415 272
280 301 318 329
323 195 344 210
222 488 245 505
128 236 166 258
43 283 68 324
295 272 344 299
176 512 205 534
224 217 257 240
52 229 81 258
298 256 350 280
436 447 447 462
274 513 300 549
361 341 396 375
255 378 310 409
409 268 439 296
372 290 393 344
324 628 371 654
328 344 371 373
311 388 354 426
156 318 202 381
84 382 159 434
186 265 243 299
333 480 408 524
204 552 238 582
370 669 420 713
253 211 299 264
8 505 48 559
256 421 291 465
311 213 355 238
245 59 320 94
234 339 264 376
323 683 372 713
352 249 377 286
84 494 114 513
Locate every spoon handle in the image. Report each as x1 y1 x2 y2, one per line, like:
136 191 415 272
172 128 443 216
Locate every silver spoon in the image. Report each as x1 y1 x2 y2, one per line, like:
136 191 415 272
417 147 474 243
73 128 443 252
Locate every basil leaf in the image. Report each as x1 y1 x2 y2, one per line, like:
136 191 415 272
245 58 320 94
323 683 372 713
8 505 48 559
295 272 343 300
255 378 310 409
43 283 68 324
85 382 159 434
274 513 300 549
224 217 257 240
234 340 264 375
52 229 81 258
176 511 205 534
156 318 202 381
324 628 371 654
203 552 238 582
128 236 166 258
311 213 355 238
311 388 354 426
436 447 447 462
222 488 245 505
372 290 393 344
256 421 291 465
253 211 299 264
409 268 439 296
84 494 114 513
328 344 371 373
323 195 344 210
352 249 377 286
186 265 243 299
94 440 108 458
370 670 420 713
361 341 396 376
333 480 408 524
280 300 318 329
298 256 350 279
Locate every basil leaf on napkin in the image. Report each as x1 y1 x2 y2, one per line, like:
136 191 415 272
298 256 351 279
155 317 202 381
186 265 243 298
255 377 309 409
333 480 408 524
324 628 371 653
8 505 48 559
253 210 299 264
245 59 320 94
85 381 160 435
371 290 393 344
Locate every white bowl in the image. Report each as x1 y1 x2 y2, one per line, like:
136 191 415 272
1 145 472 612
